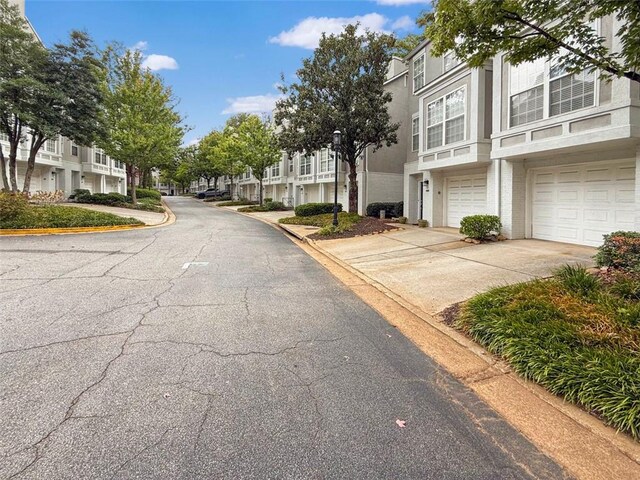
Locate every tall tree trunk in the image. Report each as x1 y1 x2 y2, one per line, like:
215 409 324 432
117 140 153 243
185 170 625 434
8 140 19 193
213 177 219 191
206 177 211 188
230 177 234 200
259 179 263 205
0 146 9 192
127 165 137 204
23 136 45 194
348 162 358 213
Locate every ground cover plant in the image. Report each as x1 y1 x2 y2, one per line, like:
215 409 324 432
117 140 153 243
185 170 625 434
279 211 396 239
294 202 342 217
0 205 143 229
73 189 164 213
216 199 257 207
237 201 289 213
456 264 640 439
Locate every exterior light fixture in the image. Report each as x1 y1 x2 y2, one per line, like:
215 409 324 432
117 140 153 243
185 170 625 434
332 130 341 227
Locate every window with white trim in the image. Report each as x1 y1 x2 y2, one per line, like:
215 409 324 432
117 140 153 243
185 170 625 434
426 87 465 150
319 148 333 172
71 144 79 156
549 65 595 116
94 148 108 165
509 58 545 127
413 55 425 92
299 154 312 176
411 116 419 152
0 132 8 142
44 139 57 153
443 51 460 72
271 162 280 177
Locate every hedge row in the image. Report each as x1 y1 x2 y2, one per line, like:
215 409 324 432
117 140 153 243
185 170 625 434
365 202 403 219
294 202 342 217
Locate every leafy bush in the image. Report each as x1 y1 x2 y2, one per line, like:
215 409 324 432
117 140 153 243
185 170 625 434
203 195 232 203
458 277 640 439
608 272 640 301
294 202 342 217
217 200 258 207
418 219 428 228
78 192 129 206
595 231 640 273
555 264 600 297
459 215 501 239
0 205 142 229
398 216 407 224
128 188 161 201
0 192 29 219
366 201 403 218
69 188 90 200
280 211 361 231
237 201 289 213
264 197 273 203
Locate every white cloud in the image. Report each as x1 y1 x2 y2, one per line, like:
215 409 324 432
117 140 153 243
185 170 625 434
376 0 430 5
131 40 148 51
185 137 200 147
391 15 415 31
269 13 390 49
142 54 179 71
222 94 283 115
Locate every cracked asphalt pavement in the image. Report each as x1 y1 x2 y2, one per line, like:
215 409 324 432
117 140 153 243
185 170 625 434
0 197 569 479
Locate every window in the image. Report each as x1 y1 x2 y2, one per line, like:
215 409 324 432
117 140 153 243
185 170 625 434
411 117 419 152
443 51 460 72
0 132 8 142
549 67 595 116
299 154 312 176
289 158 294 173
319 148 333 172
94 149 108 165
271 162 280 177
426 87 465 149
413 55 425 92
71 144 79 156
509 59 545 127
44 139 56 153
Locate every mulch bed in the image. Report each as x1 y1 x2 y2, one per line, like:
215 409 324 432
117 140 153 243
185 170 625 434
308 217 398 240
440 303 461 326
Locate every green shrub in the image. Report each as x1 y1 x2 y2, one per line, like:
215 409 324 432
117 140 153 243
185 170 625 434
127 188 161 201
595 231 640 273
294 202 341 217
0 205 142 229
263 197 273 203
237 201 288 213
203 195 232 203
0 192 29 219
398 216 407 224
217 200 258 207
608 272 640 301
555 264 600 297
418 219 428 228
366 202 403 218
459 215 501 239
459 279 640 439
78 192 128 206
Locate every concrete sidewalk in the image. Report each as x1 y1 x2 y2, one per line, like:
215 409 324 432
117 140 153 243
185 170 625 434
64 202 167 226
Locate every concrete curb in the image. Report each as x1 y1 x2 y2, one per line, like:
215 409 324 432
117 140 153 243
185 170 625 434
221 207 640 479
0 201 176 237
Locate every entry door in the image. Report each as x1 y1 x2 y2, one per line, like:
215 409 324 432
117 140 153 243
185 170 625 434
446 175 487 227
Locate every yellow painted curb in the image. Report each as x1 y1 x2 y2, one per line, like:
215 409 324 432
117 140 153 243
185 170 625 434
0 224 146 236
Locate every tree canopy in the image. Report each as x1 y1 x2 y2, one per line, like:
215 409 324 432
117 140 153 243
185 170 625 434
0 0 105 192
195 130 226 189
100 47 185 203
421 0 640 84
275 24 399 212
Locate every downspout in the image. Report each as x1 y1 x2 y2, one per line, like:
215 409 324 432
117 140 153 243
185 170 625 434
496 159 501 220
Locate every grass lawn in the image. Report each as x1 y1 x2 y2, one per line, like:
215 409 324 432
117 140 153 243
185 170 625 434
217 200 258 207
456 265 640 439
0 205 143 229
279 212 361 235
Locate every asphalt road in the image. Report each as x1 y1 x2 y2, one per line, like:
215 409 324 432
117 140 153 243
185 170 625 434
0 197 569 479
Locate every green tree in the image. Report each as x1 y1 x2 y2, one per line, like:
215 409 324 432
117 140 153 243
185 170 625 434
0 0 106 192
101 47 184 204
195 130 226 189
232 115 280 205
421 0 640 84
161 147 197 194
216 114 253 199
392 32 426 58
275 24 399 212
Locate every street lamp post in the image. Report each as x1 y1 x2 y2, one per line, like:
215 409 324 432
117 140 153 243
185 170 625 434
332 130 341 227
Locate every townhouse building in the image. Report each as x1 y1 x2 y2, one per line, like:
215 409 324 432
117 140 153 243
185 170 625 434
1 0 126 197
405 16 640 247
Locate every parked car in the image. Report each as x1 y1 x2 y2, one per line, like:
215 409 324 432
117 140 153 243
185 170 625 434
204 189 229 199
196 188 217 199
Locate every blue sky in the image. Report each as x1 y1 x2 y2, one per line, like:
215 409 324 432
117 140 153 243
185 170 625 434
28 0 428 145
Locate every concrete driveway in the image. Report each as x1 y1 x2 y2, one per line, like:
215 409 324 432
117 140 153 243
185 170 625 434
316 226 596 315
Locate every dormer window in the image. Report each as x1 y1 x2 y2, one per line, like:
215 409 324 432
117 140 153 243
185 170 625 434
443 51 460 72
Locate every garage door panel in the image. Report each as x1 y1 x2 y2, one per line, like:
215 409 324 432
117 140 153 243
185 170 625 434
531 161 635 247
446 174 487 227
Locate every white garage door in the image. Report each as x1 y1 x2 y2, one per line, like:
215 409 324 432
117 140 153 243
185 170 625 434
531 161 635 246
446 175 487 227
